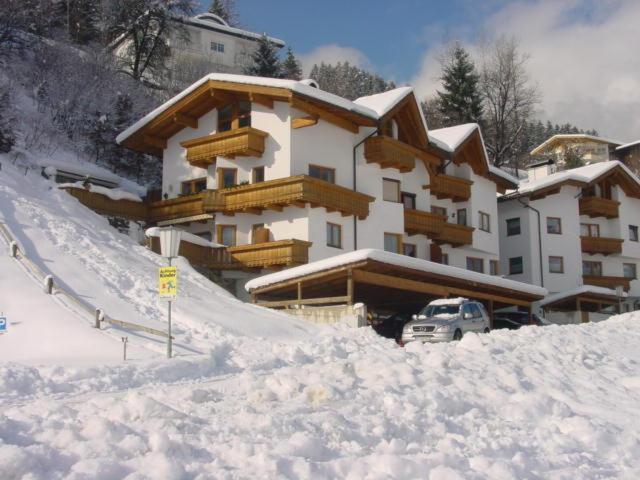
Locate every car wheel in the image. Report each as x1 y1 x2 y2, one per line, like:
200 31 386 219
453 329 463 341
484 328 490 334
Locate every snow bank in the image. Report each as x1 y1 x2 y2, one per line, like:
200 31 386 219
58 182 143 202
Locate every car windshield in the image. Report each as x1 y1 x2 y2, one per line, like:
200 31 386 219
421 304 460 317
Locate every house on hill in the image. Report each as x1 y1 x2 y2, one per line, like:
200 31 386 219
530 134 622 168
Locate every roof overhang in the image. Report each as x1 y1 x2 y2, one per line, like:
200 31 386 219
541 288 624 312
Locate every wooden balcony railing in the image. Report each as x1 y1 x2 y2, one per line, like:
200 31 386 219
425 174 472 202
149 237 311 270
404 208 446 237
148 193 210 223
583 275 631 291
61 186 149 221
433 222 474 247
203 175 375 219
180 127 268 168
364 136 416 173
579 196 620 219
580 236 623 255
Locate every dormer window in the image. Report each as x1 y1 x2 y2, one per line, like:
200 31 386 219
218 101 251 133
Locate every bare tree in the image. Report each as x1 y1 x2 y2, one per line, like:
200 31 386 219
421 95 448 130
479 36 540 167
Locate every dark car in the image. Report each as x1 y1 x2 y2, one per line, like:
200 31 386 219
493 311 545 330
373 312 413 342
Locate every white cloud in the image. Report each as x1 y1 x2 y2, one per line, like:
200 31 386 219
411 0 640 141
298 44 371 76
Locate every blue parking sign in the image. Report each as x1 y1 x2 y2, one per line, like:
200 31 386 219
0 316 6 334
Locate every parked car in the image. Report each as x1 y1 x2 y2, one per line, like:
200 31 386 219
372 312 413 342
492 311 546 330
401 298 490 344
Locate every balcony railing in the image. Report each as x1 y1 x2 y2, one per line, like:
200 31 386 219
404 209 446 237
580 236 623 255
583 275 631 291
204 175 375 219
425 174 472 202
148 193 210 223
180 127 268 168
579 196 620 219
364 136 416 173
433 222 474 247
61 186 149 221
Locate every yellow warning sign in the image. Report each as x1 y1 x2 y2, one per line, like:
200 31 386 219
158 266 178 299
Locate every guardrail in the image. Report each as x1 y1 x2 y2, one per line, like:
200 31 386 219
0 221 170 340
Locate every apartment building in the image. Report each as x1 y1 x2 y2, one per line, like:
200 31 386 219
530 134 622 168
116 74 518 293
616 140 640 176
498 161 640 323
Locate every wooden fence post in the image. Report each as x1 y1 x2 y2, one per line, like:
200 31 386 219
44 275 54 294
94 308 102 329
9 242 17 258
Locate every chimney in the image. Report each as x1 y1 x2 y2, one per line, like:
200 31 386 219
527 159 556 181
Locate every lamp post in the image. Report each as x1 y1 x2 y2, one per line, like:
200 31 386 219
159 227 181 358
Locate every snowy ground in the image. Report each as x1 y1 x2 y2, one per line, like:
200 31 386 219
2 155 640 478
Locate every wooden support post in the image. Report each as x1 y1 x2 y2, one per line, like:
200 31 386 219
297 281 302 303
347 269 353 306
527 305 532 325
488 300 494 329
9 242 17 257
44 276 54 295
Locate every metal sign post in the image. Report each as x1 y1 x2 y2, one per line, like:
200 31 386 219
158 228 181 359
0 315 6 334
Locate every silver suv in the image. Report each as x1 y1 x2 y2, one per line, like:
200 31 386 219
401 298 490 344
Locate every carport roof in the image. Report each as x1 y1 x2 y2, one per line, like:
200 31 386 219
540 285 626 311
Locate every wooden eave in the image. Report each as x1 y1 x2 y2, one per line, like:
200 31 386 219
589 165 640 199
379 92 429 150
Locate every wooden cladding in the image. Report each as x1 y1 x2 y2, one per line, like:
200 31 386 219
61 187 149 221
364 136 416 173
204 175 375 219
148 193 208 223
583 275 631 291
432 222 474 247
580 236 623 255
579 196 620 219
180 127 268 168
425 174 473 202
404 209 446 236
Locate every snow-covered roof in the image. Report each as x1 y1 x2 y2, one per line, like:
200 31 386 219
183 14 285 46
429 297 468 306
530 134 623 155
504 161 640 197
353 87 413 117
539 285 626 308
245 248 547 297
145 227 224 249
117 74 382 145
40 159 122 184
616 139 640 151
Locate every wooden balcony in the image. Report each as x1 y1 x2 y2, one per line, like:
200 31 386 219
148 193 211 223
180 127 268 168
580 236 623 255
149 237 311 270
425 174 472 202
583 275 631 292
433 223 474 247
364 136 416 173
579 196 620 219
404 209 446 236
204 175 375 219
61 186 149 221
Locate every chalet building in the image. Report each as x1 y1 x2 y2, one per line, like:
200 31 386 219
530 134 622 168
115 74 520 297
498 161 640 323
616 140 640 176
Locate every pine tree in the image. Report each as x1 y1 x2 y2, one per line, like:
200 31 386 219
281 47 302 80
55 0 100 44
0 88 15 153
208 0 239 26
244 34 281 78
308 61 394 100
436 43 482 125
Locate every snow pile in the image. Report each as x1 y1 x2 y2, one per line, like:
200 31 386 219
145 227 224 249
58 182 143 202
2 313 640 478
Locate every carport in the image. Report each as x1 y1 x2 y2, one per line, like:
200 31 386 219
245 250 547 326
540 286 625 323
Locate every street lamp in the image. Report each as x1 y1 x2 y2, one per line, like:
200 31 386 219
159 227 181 358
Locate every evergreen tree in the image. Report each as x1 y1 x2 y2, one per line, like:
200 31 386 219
309 61 395 100
281 47 302 80
208 0 239 26
436 43 483 125
244 34 281 78
0 87 15 153
55 0 100 44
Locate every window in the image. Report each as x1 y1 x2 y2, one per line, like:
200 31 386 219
582 261 602 276
630 225 639 242
580 223 600 237
466 257 484 273
180 177 207 195
251 224 268 244
547 217 562 234
326 222 342 248
509 257 523 275
624 263 637 279
309 165 335 184
384 233 402 253
549 256 564 274
217 101 251 132
469 303 483 318
218 168 237 189
506 217 521 236
210 41 225 53
431 205 447 217
403 243 417 258
401 192 416 210
252 166 265 183
441 253 449 265
457 209 467 226
490 260 499 276
217 225 236 247
479 211 491 232
382 178 400 202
